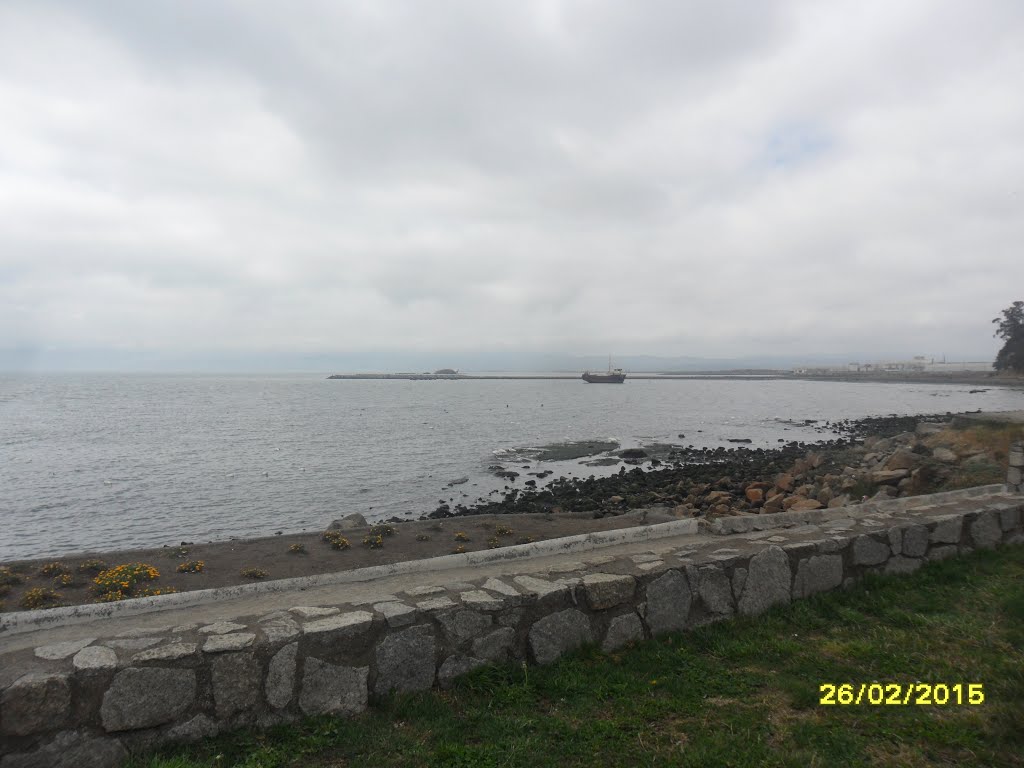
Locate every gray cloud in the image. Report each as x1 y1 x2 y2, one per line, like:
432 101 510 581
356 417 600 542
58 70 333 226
1 0 1022 368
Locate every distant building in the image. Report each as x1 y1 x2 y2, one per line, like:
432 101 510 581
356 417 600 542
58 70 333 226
801 357 993 375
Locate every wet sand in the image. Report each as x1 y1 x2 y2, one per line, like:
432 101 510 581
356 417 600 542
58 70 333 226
0 510 674 612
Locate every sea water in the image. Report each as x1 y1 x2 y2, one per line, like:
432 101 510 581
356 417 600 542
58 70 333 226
2 373 1022 560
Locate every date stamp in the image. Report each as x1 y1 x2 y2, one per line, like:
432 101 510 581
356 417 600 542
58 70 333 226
820 683 984 706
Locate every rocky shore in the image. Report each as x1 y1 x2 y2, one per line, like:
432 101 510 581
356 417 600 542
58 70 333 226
422 413 1018 521
1 413 1019 614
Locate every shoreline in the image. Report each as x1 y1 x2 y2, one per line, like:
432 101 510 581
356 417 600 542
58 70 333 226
0 512 666 613
4 410 1020 614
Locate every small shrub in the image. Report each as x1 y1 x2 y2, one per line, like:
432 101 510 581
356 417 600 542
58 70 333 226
363 534 384 549
943 458 1004 491
454 531 471 542
322 531 351 550
453 545 467 554
0 567 24 588
495 525 514 536
0 584 10 597
53 573 79 588
240 568 268 580
39 562 68 577
77 559 108 574
288 543 307 554
515 536 536 545
368 524 398 537
487 537 500 549
415 533 431 542
176 560 205 574
92 563 160 600
20 588 64 610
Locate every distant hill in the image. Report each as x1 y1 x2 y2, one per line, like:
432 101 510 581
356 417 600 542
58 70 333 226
0 347 990 374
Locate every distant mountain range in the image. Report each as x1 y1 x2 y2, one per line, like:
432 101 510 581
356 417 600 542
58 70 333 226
0 347 989 373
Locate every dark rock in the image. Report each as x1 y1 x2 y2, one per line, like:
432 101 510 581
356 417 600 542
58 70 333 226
619 449 648 459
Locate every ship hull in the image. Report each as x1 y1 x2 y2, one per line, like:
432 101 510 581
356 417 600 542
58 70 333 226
581 372 626 383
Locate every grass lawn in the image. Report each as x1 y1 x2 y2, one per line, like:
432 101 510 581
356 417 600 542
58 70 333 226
134 545 1024 768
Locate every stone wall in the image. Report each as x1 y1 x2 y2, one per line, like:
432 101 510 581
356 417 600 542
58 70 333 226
1008 441 1024 492
1 493 1023 768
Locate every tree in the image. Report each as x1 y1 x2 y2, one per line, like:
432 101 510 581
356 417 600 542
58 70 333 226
992 301 1024 373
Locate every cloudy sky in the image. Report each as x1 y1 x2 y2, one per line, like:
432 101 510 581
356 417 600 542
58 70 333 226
1 0 1022 370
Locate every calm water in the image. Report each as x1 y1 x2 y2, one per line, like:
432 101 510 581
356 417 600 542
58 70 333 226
2 373 1022 560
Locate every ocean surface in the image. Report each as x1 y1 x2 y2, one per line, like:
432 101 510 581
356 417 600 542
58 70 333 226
2 373 1023 560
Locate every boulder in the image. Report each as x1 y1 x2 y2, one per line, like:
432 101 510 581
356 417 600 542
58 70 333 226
781 496 802 511
970 512 1002 550
299 658 368 715
212 652 261 719
792 555 843 598
736 546 791 616
266 643 298 710
581 573 636 610
471 627 515 662
328 513 368 531
788 498 823 511
437 655 487 688
930 518 963 545
1 673 71 737
374 625 436 696
528 609 593 665
901 525 929 557
872 469 910 485
602 613 645 651
775 473 795 492
644 570 692 635
435 609 493 647
101 668 196 732
884 449 921 471
697 565 734 616
852 535 890 566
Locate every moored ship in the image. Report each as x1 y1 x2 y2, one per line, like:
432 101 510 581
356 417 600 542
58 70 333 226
582 358 626 383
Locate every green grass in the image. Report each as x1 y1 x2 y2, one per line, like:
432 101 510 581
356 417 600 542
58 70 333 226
134 546 1024 768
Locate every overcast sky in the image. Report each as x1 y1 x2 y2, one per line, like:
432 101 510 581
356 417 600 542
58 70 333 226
1 0 1022 370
